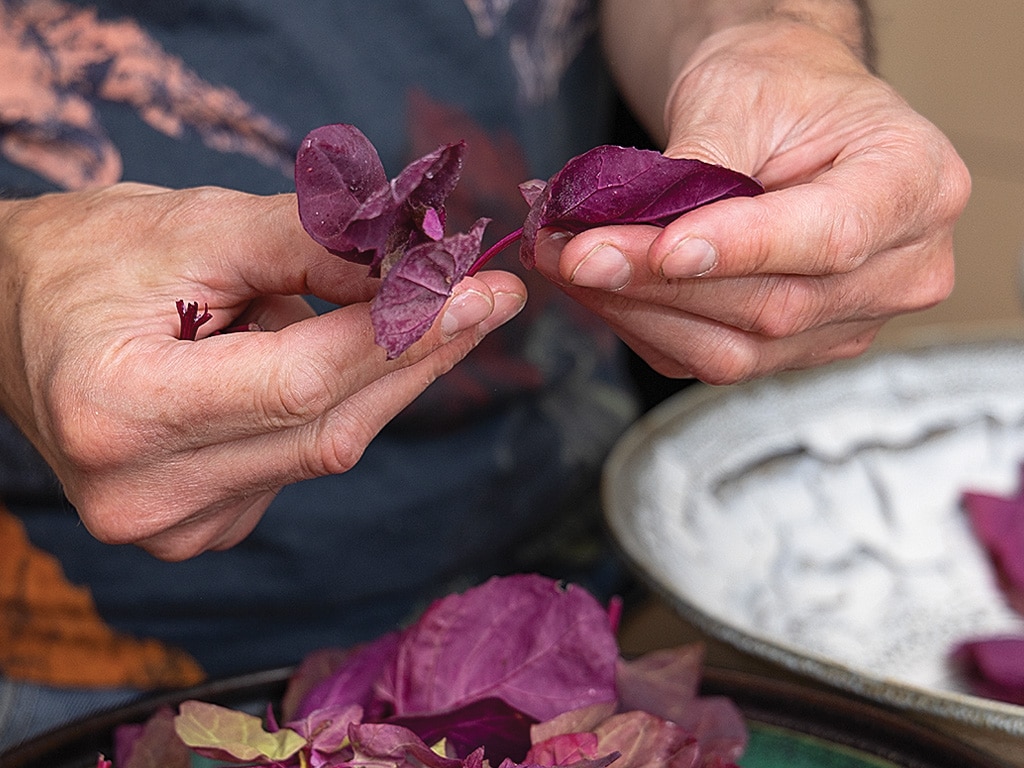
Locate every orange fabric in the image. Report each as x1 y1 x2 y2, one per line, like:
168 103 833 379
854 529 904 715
0 504 205 689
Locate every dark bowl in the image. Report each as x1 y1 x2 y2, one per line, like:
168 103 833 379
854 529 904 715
1 666 1010 768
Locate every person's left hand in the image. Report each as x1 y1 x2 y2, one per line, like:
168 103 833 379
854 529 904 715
534 20 970 384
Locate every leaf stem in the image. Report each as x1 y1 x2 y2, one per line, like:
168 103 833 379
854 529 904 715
466 227 523 276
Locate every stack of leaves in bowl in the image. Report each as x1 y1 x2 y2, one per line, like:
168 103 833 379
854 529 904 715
108 575 746 768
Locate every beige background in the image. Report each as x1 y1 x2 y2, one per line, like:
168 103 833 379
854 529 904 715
873 1 1024 339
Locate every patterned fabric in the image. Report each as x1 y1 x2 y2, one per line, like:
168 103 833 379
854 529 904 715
0 504 204 688
0 0 638 703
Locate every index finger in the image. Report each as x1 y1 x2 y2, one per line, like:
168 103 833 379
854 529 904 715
194 190 382 306
647 142 968 280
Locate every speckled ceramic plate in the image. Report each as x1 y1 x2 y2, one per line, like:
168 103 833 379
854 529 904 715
603 334 1024 737
1 666 1006 768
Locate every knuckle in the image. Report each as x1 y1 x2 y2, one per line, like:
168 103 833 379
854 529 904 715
687 336 763 386
44 377 133 473
257 357 336 429
316 425 369 476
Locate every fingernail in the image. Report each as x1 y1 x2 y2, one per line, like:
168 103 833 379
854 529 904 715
534 230 572 277
662 238 717 278
480 290 526 333
441 289 493 337
571 243 631 290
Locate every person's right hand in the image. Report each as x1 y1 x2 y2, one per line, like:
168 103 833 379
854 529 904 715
0 183 525 560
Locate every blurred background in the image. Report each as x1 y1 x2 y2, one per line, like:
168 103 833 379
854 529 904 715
874 0 1024 337
619 5 1024 763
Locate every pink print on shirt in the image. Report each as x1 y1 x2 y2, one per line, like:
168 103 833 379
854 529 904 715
462 0 594 103
0 0 291 189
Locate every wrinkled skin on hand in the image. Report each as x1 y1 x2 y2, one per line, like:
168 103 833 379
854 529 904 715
0 184 525 560
535 20 970 384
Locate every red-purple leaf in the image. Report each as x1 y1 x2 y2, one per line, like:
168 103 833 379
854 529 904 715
294 123 394 266
347 722 467 768
115 707 190 768
592 712 701 768
385 574 619 722
962 481 1024 609
389 696 538 762
291 631 401 720
518 146 763 267
371 217 489 358
951 636 1024 706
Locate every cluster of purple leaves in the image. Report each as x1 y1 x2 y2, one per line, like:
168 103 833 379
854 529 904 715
294 125 762 358
952 463 1024 705
109 575 747 768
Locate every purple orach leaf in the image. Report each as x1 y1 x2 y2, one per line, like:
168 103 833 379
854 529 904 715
616 647 745 765
526 729 602 765
385 574 619 723
290 631 402 721
962 470 1024 612
288 703 363 767
371 217 490 358
509 753 622 768
115 707 190 768
295 123 479 356
295 124 466 276
591 712 702 768
176 300 212 341
376 141 466 278
347 722 467 768
389 696 537 762
518 145 763 268
295 123 394 267
531 702 616 747
951 636 1024 706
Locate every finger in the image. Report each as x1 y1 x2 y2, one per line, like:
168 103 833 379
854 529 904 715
555 234 953 341
608 302 883 384
174 190 383 307
224 294 317 333
86 283 528 553
131 492 276 561
118 270 526 446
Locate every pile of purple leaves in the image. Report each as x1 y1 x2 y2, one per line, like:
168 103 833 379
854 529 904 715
107 575 747 768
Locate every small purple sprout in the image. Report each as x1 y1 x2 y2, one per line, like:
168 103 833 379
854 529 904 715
176 299 212 341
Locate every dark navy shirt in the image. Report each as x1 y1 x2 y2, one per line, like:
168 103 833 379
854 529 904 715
0 0 638 678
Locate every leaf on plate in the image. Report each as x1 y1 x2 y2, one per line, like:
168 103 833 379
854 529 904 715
950 636 1024 706
173 700 306 763
384 574 619 722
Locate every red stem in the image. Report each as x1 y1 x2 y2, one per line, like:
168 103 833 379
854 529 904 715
466 227 523 276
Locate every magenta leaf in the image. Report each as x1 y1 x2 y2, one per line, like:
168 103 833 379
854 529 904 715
113 576 748 768
114 707 191 768
389 696 537 762
962 479 1024 607
592 712 700 768
506 754 621 768
616 649 745 766
294 123 394 266
526 730 601 765
370 217 490 358
347 722 466 768
951 637 1024 706
385 574 619 722
291 631 402 720
518 145 763 267
295 123 480 357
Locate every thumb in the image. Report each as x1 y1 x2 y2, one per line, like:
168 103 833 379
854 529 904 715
218 191 382 307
